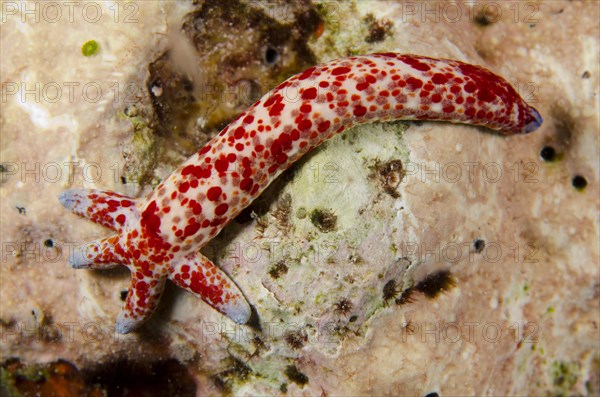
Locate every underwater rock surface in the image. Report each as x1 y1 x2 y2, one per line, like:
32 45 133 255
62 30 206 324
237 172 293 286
1 1 598 396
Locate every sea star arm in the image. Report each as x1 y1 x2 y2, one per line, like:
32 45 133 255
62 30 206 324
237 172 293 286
116 273 168 334
58 189 138 233
168 253 251 325
68 235 123 270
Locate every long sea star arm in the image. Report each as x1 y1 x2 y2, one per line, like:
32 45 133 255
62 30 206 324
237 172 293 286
68 235 123 270
168 253 251 324
116 273 168 334
60 53 543 333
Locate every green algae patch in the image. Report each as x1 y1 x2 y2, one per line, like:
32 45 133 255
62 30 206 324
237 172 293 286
119 108 161 187
309 208 338 233
550 360 580 395
147 0 321 157
0 359 107 396
81 40 99 56
312 1 397 61
284 365 308 387
212 356 254 394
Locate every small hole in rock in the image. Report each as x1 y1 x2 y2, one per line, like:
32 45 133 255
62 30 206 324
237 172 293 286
44 239 54 248
473 239 485 253
124 106 137 117
474 13 491 26
572 175 587 190
264 48 279 65
540 146 557 162
182 78 194 92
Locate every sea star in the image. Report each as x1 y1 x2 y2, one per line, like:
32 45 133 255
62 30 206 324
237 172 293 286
59 53 542 333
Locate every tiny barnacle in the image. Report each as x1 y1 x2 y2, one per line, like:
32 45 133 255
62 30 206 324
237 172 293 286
334 298 353 316
415 270 456 299
273 193 292 232
383 279 400 305
249 336 266 359
284 330 307 350
395 287 416 305
364 14 394 44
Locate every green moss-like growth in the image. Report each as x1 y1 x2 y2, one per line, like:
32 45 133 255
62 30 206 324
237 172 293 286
147 0 320 153
0 365 21 397
213 356 253 394
312 1 394 60
284 365 308 387
119 109 161 187
0 359 107 396
268 260 289 279
550 360 580 395
370 159 404 198
81 40 99 56
363 13 393 43
309 208 337 233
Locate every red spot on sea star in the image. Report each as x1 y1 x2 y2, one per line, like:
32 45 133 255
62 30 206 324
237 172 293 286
432 73 448 84
141 201 161 233
353 105 367 117
207 187 222 201
269 102 285 117
215 158 229 173
178 181 190 193
318 120 331 132
240 178 253 192
406 77 423 90
184 222 200 238
301 87 318 100
332 66 351 75
215 203 229 216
